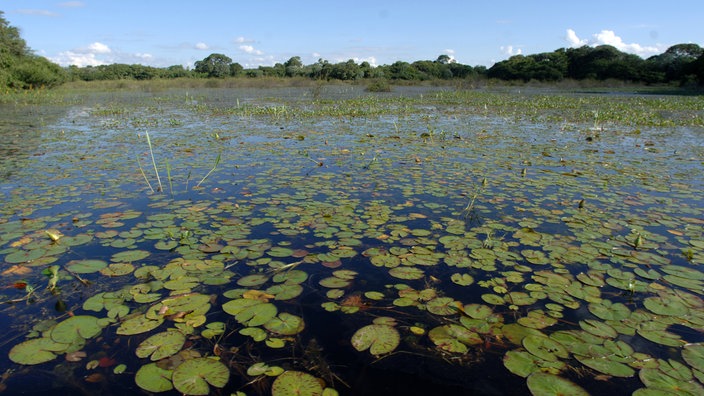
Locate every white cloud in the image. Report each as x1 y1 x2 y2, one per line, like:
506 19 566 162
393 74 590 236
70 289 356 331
500 45 522 56
15 9 58 16
239 45 263 55
566 29 588 47
49 42 157 67
234 36 255 44
86 42 111 54
195 42 209 50
565 29 662 57
50 51 105 67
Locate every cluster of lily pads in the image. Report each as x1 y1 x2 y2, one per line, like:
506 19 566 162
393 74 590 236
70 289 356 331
1 87 703 395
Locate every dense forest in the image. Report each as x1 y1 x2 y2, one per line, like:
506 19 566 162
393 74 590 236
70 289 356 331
2 10 703 90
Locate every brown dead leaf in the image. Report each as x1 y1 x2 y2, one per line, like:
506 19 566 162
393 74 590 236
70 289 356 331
2 265 32 276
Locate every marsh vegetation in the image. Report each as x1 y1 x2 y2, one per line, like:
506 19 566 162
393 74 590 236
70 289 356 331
0 84 703 396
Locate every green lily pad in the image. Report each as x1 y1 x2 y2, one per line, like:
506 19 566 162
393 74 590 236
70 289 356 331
9 337 68 365
172 357 230 395
99 262 135 276
136 329 186 361
504 350 541 378
271 370 324 396
267 283 304 300
643 295 689 316
135 363 174 393
51 315 103 343
682 343 704 372
388 266 424 280
428 324 482 353
451 273 475 286
240 327 267 342
268 246 294 257
110 249 150 262
116 314 164 335
579 319 617 338
522 335 568 362
351 324 400 356
526 372 589 396
426 297 457 315
237 274 270 287
588 300 631 321
574 355 635 377
318 276 351 288
639 366 704 395
264 313 305 335
222 299 277 327
66 259 108 274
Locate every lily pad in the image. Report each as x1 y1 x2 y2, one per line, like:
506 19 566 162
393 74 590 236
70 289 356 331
388 266 425 280
682 343 704 372
271 370 324 396
222 299 277 327
66 259 107 274
237 274 270 287
264 313 305 335
574 355 635 377
135 363 174 393
522 335 568 362
351 324 400 356
9 337 68 365
51 315 102 343
526 372 589 396
136 329 186 361
116 315 164 335
172 357 230 395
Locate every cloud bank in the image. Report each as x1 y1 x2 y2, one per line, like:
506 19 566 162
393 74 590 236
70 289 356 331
565 29 663 57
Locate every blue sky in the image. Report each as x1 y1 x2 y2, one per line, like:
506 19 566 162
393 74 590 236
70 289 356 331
3 1 703 68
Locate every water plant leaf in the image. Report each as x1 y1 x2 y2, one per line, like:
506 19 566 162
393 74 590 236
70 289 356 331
451 273 475 286
319 273 352 287
682 343 704 372
66 259 108 274
574 355 635 377
135 329 186 361
428 324 482 353
222 298 277 326
263 313 305 336
172 357 230 395
135 363 174 393
9 337 68 365
522 335 568 362
51 315 103 343
351 324 400 356
388 266 424 280
271 370 324 396
237 274 270 287
639 366 704 395
116 315 164 335
526 372 589 396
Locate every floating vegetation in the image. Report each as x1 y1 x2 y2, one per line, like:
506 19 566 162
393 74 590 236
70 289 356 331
0 86 703 395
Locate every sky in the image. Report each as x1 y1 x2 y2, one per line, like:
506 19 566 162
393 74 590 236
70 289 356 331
2 1 703 69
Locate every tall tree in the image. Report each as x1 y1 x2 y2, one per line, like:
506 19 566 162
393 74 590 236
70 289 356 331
194 53 233 78
1 11 65 88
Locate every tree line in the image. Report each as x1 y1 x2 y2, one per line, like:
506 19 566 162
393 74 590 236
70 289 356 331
2 10 703 89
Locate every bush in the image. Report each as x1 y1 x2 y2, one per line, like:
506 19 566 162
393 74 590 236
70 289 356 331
365 79 391 92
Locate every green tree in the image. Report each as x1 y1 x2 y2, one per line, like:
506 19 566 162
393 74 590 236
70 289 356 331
229 62 243 77
1 10 66 88
194 53 232 78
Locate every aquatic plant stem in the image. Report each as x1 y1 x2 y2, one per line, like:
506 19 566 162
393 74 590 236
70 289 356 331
165 159 174 197
196 152 221 188
136 156 155 193
145 131 163 192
